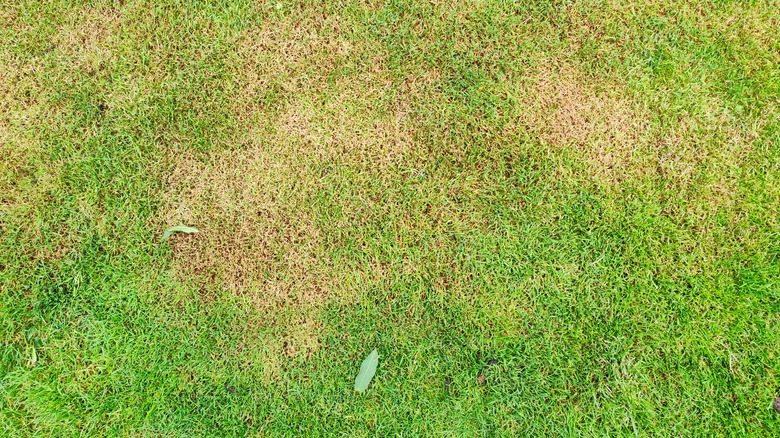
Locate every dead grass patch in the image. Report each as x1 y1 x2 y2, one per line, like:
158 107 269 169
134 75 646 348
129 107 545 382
0 3 118 212
234 13 370 120
164 143 326 305
512 63 651 186
163 11 419 315
165 83 415 306
167 74 413 295
0 38 72 266
653 108 760 216
512 61 757 216
51 6 120 74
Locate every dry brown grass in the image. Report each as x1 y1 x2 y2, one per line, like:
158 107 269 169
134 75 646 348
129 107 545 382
0 5 126 267
235 13 372 119
162 17 415 335
165 89 415 303
164 144 325 303
3 4 126 260
508 59 759 218
0 18 67 265
511 63 651 186
51 6 120 74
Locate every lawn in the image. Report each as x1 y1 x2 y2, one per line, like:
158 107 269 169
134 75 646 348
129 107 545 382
1 0 779 435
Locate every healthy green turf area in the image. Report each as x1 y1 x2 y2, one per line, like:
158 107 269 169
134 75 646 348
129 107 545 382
1 0 779 435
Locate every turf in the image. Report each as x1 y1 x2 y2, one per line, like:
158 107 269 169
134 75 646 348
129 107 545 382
1 0 779 435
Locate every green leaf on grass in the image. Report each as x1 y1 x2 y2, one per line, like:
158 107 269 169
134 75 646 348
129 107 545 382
163 225 198 240
354 349 379 393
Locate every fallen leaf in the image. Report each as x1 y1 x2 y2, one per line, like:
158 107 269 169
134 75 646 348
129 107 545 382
163 225 198 240
354 349 379 393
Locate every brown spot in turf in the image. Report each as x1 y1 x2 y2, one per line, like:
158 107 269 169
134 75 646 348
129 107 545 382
514 63 650 186
164 144 327 306
0 23 75 266
51 6 120 74
163 12 418 313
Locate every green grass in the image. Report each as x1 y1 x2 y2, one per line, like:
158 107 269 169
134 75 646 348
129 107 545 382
1 0 779 435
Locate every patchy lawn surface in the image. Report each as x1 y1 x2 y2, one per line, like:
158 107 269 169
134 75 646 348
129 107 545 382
2 0 779 435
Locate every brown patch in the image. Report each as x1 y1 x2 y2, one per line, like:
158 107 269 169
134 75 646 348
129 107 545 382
164 144 327 306
512 60 758 214
275 83 412 165
164 16 416 307
164 87 414 307
0 4 119 213
234 14 375 121
514 63 650 185
0 30 72 265
50 7 120 74
657 109 760 219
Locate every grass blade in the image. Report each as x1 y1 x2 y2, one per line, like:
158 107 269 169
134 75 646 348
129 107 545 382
354 349 379 393
163 225 199 240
